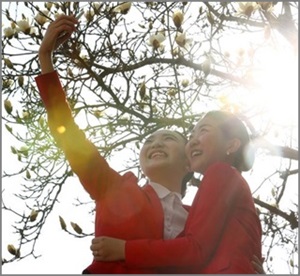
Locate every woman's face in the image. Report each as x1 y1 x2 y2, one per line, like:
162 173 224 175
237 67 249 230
139 130 189 180
185 116 228 174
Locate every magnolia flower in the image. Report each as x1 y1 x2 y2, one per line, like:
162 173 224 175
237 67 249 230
113 2 132 14
45 2 53 10
3 26 15 39
258 2 273 12
54 13 64 20
93 2 102 12
175 32 192 49
148 33 166 50
16 18 31 34
22 111 30 120
172 10 184 28
237 2 259 17
201 56 212 76
84 9 95 22
35 10 49 26
181 79 190 88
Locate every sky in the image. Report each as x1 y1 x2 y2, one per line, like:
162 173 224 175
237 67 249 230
1 1 298 275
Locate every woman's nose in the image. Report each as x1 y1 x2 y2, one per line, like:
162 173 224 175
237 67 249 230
188 136 199 147
151 139 163 148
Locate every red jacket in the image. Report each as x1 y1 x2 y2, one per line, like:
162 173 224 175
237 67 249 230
35 71 167 273
125 162 262 274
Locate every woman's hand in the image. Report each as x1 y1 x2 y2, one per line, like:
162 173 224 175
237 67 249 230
39 14 78 73
90 236 126 262
252 255 266 274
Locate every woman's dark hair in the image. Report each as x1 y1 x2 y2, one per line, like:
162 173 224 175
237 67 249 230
203 110 255 172
174 130 193 197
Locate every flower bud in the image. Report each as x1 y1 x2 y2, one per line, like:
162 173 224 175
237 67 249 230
71 222 83 234
172 10 184 28
4 58 14 69
18 75 24 87
202 57 212 76
4 99 13 114
26 170 31 179
181 79 189 88
30 209 38 221
7 244 17 256
59 216 67 230
112 2 132 14
139 81 146 99
3 27 15 39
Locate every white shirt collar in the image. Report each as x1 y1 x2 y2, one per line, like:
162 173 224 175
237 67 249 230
149 181 182 200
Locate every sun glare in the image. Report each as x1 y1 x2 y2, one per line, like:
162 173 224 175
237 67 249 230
252 46 298 126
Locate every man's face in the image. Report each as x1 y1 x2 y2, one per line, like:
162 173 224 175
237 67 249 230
139 130 188 179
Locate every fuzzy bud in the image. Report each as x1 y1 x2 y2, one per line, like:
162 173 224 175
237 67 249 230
71 222 83 234
172 10 184 28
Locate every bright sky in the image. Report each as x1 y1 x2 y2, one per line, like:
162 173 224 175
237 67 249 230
2 1 298 274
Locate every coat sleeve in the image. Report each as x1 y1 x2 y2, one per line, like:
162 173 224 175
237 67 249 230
35 71 120 200
125 162 243 268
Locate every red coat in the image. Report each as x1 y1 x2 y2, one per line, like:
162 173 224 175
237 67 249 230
125 162 262 274
35 71 167 273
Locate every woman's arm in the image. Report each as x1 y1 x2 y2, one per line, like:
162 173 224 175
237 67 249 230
90 237 265 273
35 16 120 200
93 163 243 267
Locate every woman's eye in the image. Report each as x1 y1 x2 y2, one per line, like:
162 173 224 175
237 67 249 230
164 136 175 141
144 139 152 144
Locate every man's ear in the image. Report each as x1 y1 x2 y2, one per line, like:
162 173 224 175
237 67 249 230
226 138 241 155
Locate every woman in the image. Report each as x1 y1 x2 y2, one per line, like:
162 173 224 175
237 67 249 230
35 14 191 274
92 111 263 274
36 14 263 274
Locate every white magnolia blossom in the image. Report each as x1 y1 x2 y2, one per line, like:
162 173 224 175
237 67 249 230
175 32 192 49
113 2 132 14
172 10 184 28
16 18 31 34
92 2 102 11
258 2 274 12
45 2 53 10
84 9 95 22
148 33 166 50
237 2 259 17
3 26 15 39
35 10 49 26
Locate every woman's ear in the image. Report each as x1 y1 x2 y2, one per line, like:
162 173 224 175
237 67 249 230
226 138 241 155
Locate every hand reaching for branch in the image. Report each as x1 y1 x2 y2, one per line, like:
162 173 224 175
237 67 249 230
38 15 78 74
90 236 126 262
252 255 266 274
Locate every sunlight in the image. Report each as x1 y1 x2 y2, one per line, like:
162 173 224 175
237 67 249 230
251 45 298 126
218 33 298 128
